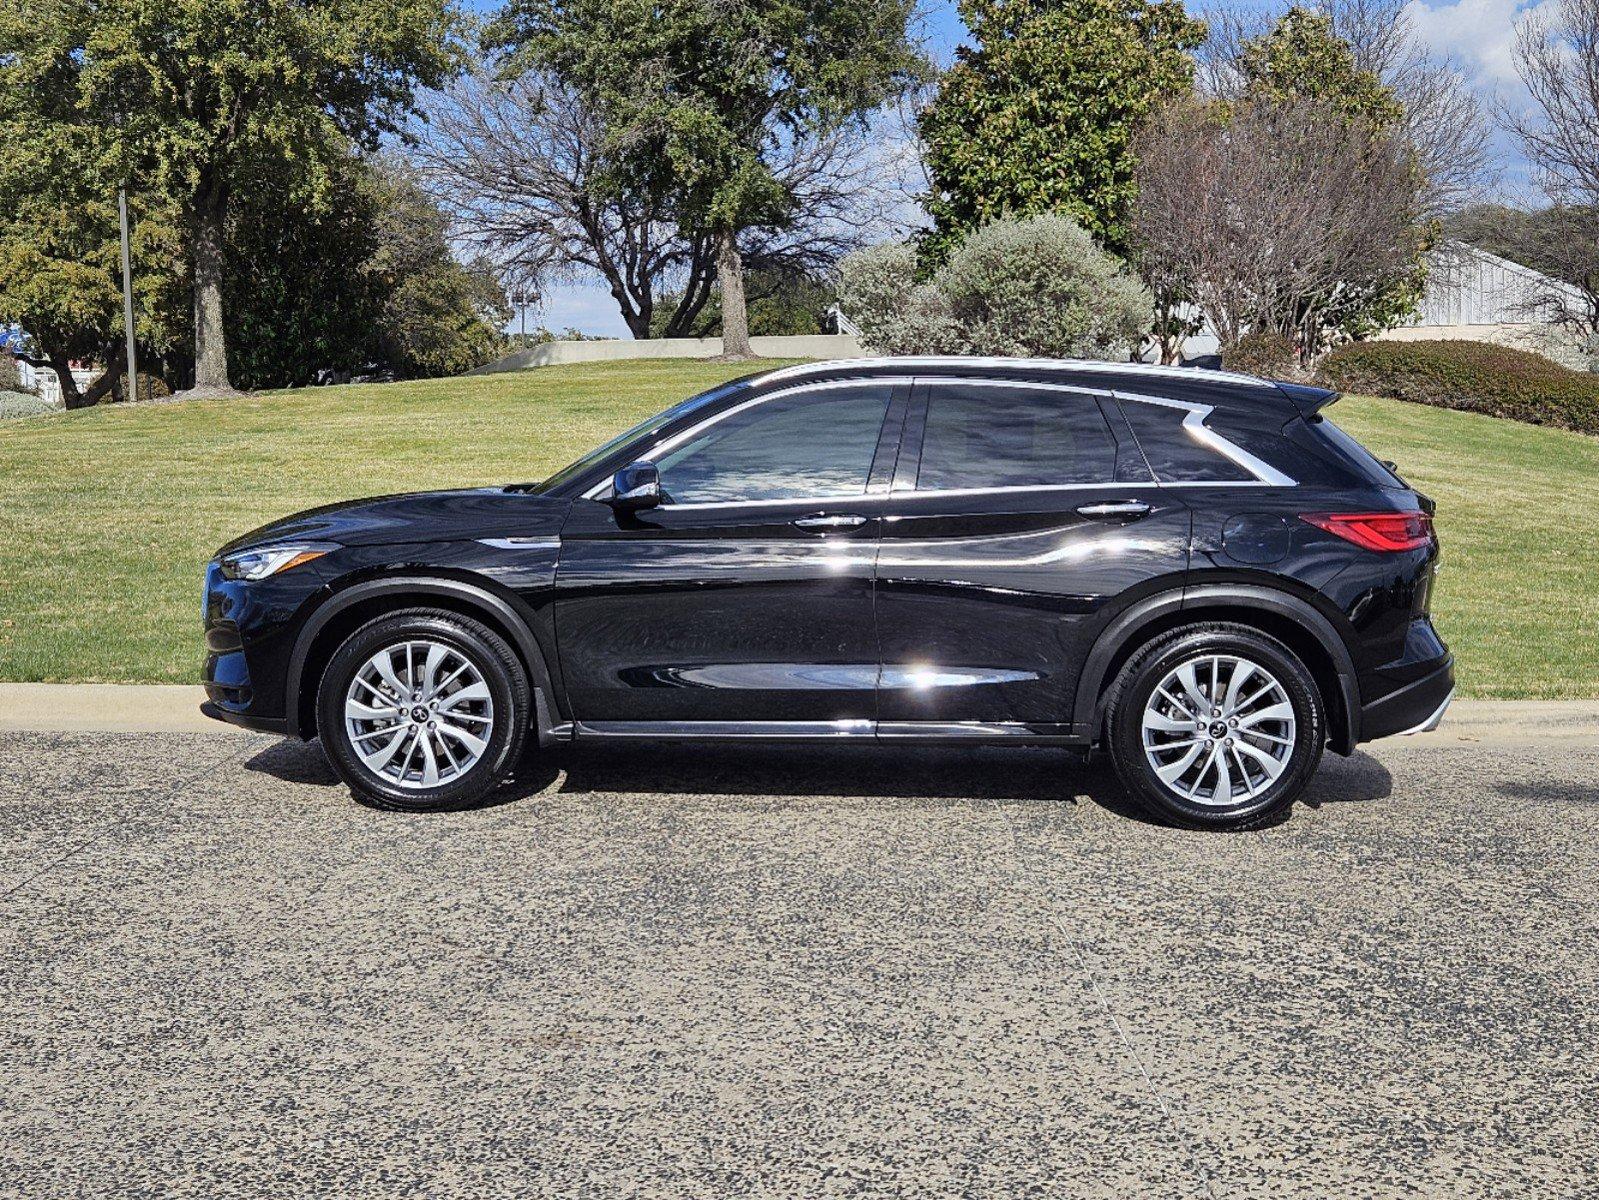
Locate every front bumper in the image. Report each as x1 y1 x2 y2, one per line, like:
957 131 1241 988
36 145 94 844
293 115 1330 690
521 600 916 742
199 700 289 736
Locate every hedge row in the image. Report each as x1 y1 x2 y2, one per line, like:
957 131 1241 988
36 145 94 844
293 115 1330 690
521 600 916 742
1316 339 1599 436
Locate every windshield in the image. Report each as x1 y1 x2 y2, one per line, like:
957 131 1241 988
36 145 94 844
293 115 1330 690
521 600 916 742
530 379 753 495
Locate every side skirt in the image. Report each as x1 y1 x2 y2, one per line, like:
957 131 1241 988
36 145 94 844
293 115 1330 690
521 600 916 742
567 719 1089 747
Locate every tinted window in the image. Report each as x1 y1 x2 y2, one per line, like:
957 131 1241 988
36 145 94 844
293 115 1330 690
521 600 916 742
1118 399 1255 483
656 384 893 504
1309 415 1405 488
915 384 1117 490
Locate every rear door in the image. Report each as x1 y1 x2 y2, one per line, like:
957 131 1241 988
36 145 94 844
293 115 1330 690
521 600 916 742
873 377 1193 735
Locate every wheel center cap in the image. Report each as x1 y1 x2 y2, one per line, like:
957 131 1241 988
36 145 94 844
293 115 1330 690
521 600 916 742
1209 721 1229 739
411 706 429 723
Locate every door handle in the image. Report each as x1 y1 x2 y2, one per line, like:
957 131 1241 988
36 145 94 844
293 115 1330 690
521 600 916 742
794 514 868 530
1076 500 1152 519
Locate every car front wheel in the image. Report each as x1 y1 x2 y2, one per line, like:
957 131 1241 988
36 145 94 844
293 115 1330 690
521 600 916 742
1105 622 1325 830
317 609 530 811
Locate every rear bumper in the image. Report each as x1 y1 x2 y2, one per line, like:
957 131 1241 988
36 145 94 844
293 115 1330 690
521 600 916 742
1360 654 1455 742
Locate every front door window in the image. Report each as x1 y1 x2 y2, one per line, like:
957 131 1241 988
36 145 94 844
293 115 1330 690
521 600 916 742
655 384 895 504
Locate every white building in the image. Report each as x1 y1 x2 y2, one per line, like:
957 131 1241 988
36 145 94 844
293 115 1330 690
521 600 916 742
1374 240 1591 367
1153 240 1592 368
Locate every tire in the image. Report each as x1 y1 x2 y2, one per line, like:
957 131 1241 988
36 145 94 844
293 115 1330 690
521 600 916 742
316 608 530 812
1104 622 1325 831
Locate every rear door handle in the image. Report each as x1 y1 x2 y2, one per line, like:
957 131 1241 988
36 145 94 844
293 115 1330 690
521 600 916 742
794 514 868 530
1076 500 1152 519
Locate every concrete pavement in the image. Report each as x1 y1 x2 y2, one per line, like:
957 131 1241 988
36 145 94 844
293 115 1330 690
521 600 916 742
1 727 1596 1197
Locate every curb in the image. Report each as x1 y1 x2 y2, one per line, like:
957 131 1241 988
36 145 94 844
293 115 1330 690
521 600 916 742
3 683 1599 746
0 684 243 735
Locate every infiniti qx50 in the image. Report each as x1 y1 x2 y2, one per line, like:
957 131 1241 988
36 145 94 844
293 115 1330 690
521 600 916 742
203 358 1452 829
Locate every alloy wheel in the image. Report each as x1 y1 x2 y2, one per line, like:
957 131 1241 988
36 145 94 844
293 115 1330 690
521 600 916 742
1140 653 1297 806
343 639 495 790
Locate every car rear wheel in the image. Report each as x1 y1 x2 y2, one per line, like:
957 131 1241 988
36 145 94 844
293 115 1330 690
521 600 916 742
317 609 529 811
1105 623 1324 830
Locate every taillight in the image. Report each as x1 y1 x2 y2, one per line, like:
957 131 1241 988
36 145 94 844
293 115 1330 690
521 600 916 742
1300 511 1434 552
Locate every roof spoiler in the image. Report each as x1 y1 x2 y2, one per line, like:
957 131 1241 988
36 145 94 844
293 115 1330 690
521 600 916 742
1274 381 1340 417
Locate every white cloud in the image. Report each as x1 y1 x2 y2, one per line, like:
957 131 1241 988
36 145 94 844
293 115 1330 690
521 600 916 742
1403 0 1551 88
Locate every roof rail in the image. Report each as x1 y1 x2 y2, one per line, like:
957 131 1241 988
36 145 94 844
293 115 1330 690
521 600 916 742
753 355 1273 390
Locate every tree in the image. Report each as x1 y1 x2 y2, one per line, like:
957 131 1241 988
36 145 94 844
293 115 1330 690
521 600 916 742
918 0 1206 262
413 69 885 342
0 4 187 407
838 214 1151 357
648 267 837 339
8 0 463 395
1237 7 1428 341
225 154 510 388
1201 0 1490 211
1131 97 1425 357
1503 0 1599 344
365 165 512 380
1235 7 1402 125
488 0 925 357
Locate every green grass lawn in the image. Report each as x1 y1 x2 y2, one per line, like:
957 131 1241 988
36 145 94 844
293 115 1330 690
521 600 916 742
1 360 1594 698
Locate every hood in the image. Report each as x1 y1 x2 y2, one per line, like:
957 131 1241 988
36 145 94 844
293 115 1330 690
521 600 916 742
217 487 573 555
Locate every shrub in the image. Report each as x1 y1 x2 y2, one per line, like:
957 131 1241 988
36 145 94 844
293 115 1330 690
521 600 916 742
1224 331 1299 379
0 390 55 420
1316 339 1599 435
838 214 1151 359
836 241 964 355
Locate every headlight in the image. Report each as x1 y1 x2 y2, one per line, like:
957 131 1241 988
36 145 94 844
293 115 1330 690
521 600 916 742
217 543 335 581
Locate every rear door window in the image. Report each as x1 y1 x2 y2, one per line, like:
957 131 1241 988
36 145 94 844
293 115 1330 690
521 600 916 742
914 382 1118 491
1117 398 1255 483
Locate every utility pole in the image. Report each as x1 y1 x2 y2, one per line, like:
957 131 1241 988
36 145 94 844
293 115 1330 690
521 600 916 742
118 188 138 403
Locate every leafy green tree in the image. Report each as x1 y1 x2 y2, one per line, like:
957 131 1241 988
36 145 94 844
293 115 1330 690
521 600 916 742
0 6 186 407
919 0 1205 262
490 0 924 357
1236 6 1403 126
226 155 509 388
365 165 512 380
5 0 463 395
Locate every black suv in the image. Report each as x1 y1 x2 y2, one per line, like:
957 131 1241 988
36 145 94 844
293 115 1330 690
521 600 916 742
202 358 1452 829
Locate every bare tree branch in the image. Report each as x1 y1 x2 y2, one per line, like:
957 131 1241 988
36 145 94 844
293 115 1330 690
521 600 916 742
1133 96 1426 356
1501 0 1599 341
1201 0 1493 213
407 68 902 339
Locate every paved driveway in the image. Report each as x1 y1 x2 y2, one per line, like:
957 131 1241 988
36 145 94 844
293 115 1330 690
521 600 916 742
2 730 1596 1198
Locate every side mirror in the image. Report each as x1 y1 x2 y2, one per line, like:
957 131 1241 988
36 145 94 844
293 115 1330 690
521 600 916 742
609 460 661 512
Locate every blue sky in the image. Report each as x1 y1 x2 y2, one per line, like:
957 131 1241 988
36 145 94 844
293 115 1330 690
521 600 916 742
467 0 1545 336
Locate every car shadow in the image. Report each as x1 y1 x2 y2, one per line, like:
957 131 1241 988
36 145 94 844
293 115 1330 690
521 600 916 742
243 737 1395 826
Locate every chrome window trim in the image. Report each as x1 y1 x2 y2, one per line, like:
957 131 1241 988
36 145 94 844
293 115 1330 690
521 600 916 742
754 355 1276 390
578 376 913 502
573 372 1295 511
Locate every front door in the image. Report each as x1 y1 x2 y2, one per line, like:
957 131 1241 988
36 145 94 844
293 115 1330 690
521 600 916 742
554 380 908 730
873 378 1193 734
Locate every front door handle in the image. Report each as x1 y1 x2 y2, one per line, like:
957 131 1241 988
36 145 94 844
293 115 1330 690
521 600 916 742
794 514 868 530
1076 500 1152 519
